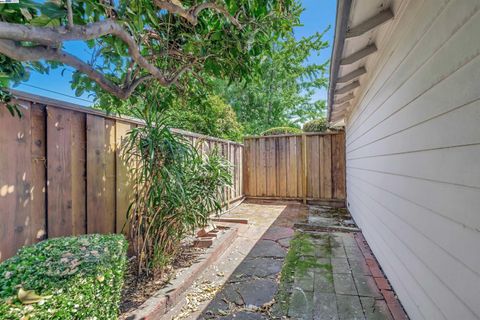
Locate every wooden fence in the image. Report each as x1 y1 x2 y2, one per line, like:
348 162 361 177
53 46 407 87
243 132 346 201
0 91 243 262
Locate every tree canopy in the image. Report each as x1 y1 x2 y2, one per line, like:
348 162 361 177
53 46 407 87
215 29 329 135
0 0 300 100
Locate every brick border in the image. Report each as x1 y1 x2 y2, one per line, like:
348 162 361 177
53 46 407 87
122 225 239 320
354 233 409 320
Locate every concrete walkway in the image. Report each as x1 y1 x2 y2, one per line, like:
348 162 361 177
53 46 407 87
162 201 407 320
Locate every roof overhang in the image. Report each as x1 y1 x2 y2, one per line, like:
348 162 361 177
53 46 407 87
327 0 395 126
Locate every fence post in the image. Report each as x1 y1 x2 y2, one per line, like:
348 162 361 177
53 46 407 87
302 134 307 204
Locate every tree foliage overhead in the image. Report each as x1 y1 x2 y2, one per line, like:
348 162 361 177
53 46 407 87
216 29 329 135
0 0 300 100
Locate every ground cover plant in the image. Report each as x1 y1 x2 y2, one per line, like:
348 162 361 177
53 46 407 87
0 234 128 319
124 109 232 275
303 118 328 132
260 126 302 136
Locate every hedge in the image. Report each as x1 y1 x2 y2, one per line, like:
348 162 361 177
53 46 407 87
0 234 128 320
302 118 328 133
260 127 302 136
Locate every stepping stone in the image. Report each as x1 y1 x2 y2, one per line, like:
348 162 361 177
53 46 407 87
331 258 351 274
333 273 357 296
314 269 335 293
247 240 286 258
288 289 313 319
236 279 278 307
313 292 338 320
294 270 315 292
353 275 382 299
349 258 372 276
233 257 283 280
261 226 294 241
331 244 346 258
220 284 244 306
336 294 365 320
345 245 364 261
360 297 393 320
202 297 230 318
278 237 292 248
218 311 267 319
341 234 358 248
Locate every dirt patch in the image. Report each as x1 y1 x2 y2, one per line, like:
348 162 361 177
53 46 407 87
120 239 205 314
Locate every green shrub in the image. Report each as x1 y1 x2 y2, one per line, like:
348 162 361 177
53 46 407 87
260 127 302 136
302 118 328 132
125 109 232 274
0 234 128 320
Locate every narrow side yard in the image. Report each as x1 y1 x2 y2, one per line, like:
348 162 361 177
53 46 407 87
162 201 408 320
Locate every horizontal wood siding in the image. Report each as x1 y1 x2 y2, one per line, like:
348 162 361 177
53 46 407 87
345 0 480 319
0 95 243 262
244 133 346 201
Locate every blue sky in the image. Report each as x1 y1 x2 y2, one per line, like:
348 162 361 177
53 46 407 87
12 0 336 107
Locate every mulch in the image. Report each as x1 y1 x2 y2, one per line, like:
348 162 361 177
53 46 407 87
120 239 205 314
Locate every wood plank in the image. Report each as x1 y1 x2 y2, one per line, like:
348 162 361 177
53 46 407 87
249 139 257 196
340 45 378 65
333 132 346 199
335 81 360 95
278 137 287 197
14 101 33 254
337 67 367 83
334 93 355 105
87 115 111 234
297 136 303 198
30 104 47 244
322 135 333 199
0 100 33 260
239 145 244 197
318 135 324 198
0 103 17 261
346 9 394 38
311 135 321 199
243 140 250 195
286 137 296 197
47 107 74 237
115 121 135 234
105 119 116 233
301 134 307 202
71 112 87 235
266 137 276 196
256 138 266 196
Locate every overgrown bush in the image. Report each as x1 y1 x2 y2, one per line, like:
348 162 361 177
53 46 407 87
260 127 302 136
0 234 128 320
125 110 232 275
302 118 328 132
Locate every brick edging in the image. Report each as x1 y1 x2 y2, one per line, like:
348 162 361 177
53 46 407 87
123 225 239 319
354 233 409 320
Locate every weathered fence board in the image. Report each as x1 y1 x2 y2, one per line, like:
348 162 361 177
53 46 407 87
0 91 244 262
244 132 346 201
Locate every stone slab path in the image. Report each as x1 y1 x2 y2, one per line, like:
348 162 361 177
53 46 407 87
278 231 407 320
161 201 408 320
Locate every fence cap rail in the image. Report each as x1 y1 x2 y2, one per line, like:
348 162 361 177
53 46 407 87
9 89 243 146
243 131 344 139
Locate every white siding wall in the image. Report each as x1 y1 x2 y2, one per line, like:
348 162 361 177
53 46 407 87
345 0 480 319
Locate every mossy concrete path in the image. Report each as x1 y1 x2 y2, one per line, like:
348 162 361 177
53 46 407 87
162 201 407 320
275 231 407 320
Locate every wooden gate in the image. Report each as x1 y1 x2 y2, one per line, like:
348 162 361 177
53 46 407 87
243 132 345 201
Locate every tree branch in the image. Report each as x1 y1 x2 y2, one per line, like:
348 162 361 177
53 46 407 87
154 1 241 28
0 20 176 87
65 0 74 28
0 39 152 99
